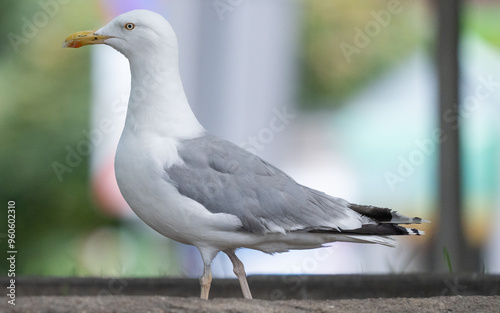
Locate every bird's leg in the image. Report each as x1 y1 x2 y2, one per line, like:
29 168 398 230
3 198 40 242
198 247 218 300
224 249 253 299
200 262 212 300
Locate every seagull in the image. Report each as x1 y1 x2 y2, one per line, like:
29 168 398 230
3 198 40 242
63 9 427 300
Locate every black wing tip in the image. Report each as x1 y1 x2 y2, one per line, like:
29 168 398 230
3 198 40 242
349 203 430 225
410 228 422 235
307 224 425 236
348 204 393 222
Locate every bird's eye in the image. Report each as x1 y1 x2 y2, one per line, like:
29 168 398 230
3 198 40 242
124 23 135 30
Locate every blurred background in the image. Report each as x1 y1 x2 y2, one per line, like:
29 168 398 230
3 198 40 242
1 0 499 279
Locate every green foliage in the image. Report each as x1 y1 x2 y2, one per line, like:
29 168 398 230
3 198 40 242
464 3 500 50
0 0 111 275
300 0 430 109
442 246 453 274
0 2 21 57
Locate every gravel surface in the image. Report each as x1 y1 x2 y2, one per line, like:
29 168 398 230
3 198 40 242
2 295 500 313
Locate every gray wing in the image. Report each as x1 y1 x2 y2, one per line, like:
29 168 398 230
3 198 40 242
165 134 423 235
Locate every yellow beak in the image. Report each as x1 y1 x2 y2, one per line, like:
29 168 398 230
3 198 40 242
62 29 113 48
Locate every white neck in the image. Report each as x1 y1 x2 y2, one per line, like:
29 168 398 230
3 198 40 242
123 51 205 139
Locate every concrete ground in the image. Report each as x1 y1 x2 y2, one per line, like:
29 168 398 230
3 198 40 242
2 274 499 312
3 295 500 313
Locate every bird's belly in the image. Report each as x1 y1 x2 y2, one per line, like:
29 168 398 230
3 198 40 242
114 136 241 246
116 174 190 244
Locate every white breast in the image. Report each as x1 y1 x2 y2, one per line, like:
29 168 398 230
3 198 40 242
114 129 242 247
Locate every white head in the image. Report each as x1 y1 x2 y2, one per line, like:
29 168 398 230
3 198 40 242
63 9 205 139
63 10 178 61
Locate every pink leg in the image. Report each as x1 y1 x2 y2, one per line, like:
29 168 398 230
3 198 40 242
224 249 252 299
